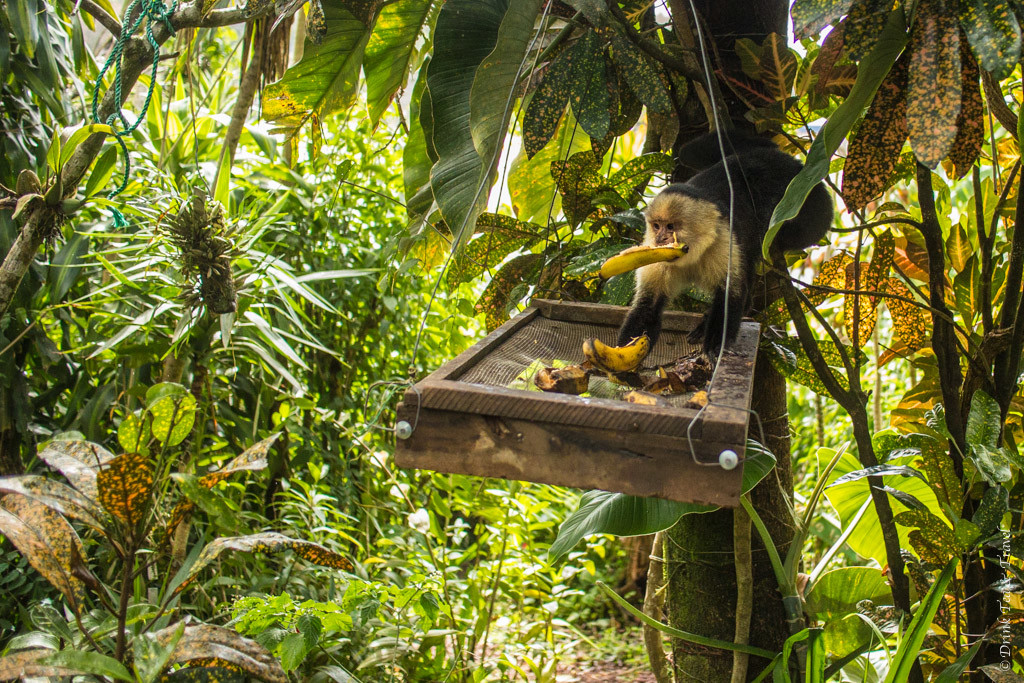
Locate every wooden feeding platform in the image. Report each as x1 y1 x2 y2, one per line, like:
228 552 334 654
394 299 759 507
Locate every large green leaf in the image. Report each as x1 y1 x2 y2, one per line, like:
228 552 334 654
766 8 908 258
362 0 435 127
470 0 544 185
805 567 891 657
820 447 942 566
263 4 375 136
427 0 508 248
882 557 959 683
549 445 776 561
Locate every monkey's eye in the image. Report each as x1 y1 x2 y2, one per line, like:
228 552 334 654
666 223 674 230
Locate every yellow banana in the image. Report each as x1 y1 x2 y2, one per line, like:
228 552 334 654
582 335 650 373
599 243 689 279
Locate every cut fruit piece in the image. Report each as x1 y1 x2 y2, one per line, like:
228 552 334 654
534 365 589 394
582 335 651 373
599 243 689 279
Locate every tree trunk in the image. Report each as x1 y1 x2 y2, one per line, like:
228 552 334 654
663 2 794 680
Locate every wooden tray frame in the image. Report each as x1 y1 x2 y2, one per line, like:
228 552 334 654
394 299 759 507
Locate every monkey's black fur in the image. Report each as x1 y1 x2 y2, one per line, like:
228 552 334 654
617 130 833 354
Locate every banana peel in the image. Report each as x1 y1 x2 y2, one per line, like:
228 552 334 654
582 335 650 373
599 243 689 279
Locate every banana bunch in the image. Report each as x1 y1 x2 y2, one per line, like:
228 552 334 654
599 242 689 279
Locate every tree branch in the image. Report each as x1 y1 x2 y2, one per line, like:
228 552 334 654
981 68 1018 139
608 3 703 82
78 0 122 39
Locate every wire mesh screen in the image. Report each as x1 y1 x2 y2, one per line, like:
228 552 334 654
454 316 704 406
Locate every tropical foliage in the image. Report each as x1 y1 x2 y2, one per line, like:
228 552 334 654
2 0 1024 681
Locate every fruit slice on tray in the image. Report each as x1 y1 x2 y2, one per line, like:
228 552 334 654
582 335 650 373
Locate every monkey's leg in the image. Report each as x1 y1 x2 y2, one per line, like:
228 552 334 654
698 286 749 355
618 293 668 346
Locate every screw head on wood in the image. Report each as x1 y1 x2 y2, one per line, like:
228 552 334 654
719 449 739 470
395 421 413 440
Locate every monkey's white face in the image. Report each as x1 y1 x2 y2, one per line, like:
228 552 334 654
643 191 722 263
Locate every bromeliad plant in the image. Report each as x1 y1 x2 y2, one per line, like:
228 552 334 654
0 382 352 681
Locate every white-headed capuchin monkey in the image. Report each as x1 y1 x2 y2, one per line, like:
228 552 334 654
616 130 834 354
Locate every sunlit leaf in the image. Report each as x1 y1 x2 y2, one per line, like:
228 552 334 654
791 0 852 41
0 476 104 530
149 394 197 447
967 390 1002 450
806 253 853 306
263 4 375 136
972 484 1009 536
362 0 434 126
447 214 543 287
567 30 611 141
0 495 86 612
509 110 591 223
883 278 929 354
959 0 1021 80
38 650 133 682
907 0 962 168
895 508 957 564
177 533 353 594
37 439 116 500
150 624 286 683
551 150 603 227
97 452 154 526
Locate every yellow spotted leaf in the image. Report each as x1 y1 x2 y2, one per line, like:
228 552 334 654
883 278 929 353
0 476 105 530
97 452 154 526
176 533 353 594
843 230 894 343
150 394 197 447
806 252 853 306
0 495 86 612
842 55 907 212
949 41 984 179
907 0 962 168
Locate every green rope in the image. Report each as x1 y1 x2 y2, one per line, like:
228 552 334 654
90 0 178 222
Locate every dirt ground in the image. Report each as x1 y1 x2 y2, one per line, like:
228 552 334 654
557 662 657 682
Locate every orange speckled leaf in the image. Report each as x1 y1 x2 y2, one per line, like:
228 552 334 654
0 476 105 530
959 0 1022 80
883 278 929 353
197 434 278 489
842 55 908 212
907 0 962 169
0 495 86 612
842 0 891 61
806 252 853 306
97 452 154 527
609 27 673 115
894 234 930 281
37 439 116 500
160 666 247 681
949 41 983 179
0 650 82 679
844 230 894 343
151 624 285 683
176 533 353 594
